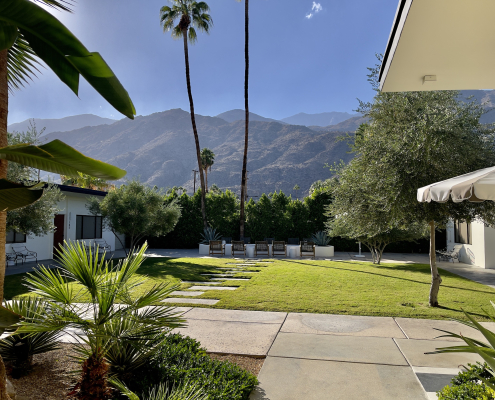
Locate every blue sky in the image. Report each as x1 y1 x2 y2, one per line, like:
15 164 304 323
8 0 399 124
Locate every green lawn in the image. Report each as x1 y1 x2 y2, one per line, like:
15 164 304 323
6 257 495 321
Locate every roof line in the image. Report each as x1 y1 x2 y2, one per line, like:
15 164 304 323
379 0 410 88
55 184 108 197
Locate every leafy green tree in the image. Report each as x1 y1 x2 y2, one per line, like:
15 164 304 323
87 180 181 255
200 147 215 192
160 0 213 228
331 56 495 305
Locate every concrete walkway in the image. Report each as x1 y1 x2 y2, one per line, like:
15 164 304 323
172 307 494 400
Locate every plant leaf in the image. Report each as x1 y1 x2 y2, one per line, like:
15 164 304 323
68 53 136 119
0 21 18 51
0 305 21 329
0 179 43 211
0 140 126 180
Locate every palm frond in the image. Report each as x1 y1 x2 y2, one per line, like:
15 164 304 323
32 0 75 12
7 34 42 93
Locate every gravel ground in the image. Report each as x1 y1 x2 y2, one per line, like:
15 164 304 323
8 346 264 399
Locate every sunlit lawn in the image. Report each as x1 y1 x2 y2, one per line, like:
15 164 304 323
6 257 495 322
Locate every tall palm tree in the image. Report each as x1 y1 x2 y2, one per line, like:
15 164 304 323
200 147 215 192
160 0 213 228
236 0 249 240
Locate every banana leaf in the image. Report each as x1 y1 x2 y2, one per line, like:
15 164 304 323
0 305 21 335
0 0 136 119
0 179 43 211
0 140 126 180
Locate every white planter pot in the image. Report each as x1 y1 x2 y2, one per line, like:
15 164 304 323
199 244 209 255
315 246 334 258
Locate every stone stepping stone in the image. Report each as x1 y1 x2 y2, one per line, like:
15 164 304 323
170 291 204 297
201 273 234 277
189 286 237 291
182 281 222 285
211 277 250 281
162 298 219 305
222 271 256 274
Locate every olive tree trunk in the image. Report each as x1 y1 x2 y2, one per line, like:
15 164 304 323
182 32 207 228
429 220 442 307
239 0 249 240
0 49 13 400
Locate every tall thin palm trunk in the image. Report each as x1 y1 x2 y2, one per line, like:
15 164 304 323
205 167 208 192
182 31 207 228
239 0 249 239
0 49 12 400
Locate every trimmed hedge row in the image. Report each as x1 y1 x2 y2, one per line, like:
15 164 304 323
139 188 442 253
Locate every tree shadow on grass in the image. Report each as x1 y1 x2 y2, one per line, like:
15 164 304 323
283 260 495 296
138 258 224 282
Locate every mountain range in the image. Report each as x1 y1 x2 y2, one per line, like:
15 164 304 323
41 109 353 196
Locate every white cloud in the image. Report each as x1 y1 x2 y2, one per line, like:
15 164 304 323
306 2 323 19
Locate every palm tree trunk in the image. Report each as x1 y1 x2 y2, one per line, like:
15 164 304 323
0 49 12 400
182 32 207 228
205 167 208 193
429 220 442 307
239 0 249 240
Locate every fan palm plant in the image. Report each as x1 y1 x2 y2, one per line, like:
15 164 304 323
112 379 209 400
200 148 214 192
160 0 213 229
17 242 185 400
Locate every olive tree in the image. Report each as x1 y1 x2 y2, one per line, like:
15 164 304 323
330 56 495 306
87 180 181 255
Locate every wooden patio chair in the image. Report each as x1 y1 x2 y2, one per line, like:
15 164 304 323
272 241 287 257
255 241 270 257
231 240 246 257
300 241 315 259
209 240 225 257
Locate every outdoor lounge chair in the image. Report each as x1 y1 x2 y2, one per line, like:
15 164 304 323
231 241 246 257
94 239 111 252
209 240 225 257
6 252 18 266
11 244 37 264
264 238 274 245
255 241 270 257
436 245 462 263
287 238 299 245
272 241 287 257
300 241 315 259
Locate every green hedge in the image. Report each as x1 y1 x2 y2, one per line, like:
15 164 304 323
140 188 441 253
127 333 258 400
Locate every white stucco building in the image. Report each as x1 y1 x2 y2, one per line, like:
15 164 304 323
6 185 124 263
446 219 495 269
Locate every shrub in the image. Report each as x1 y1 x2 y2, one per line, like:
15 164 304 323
0 298 62 377
127 333 258 400
437 363 495 400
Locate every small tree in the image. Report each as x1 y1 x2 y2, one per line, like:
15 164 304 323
87 180 181 255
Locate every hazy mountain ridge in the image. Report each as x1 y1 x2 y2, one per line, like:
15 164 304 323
8 114 117 135
43 109 352 196
281 111 359 127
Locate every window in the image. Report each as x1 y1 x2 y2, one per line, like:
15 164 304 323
6 230 26 244
76 216 103 239
454 220 472 245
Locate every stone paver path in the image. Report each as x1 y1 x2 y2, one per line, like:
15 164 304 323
172 308 491 400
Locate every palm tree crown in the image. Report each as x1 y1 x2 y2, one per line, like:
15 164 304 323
160 1 213 42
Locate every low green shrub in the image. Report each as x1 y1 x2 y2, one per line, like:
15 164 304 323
437 363 495 400
127 333 258 400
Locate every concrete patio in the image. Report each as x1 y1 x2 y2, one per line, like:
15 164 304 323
170 308 493 400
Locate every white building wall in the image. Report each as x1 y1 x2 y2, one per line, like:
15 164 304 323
6 190 122 262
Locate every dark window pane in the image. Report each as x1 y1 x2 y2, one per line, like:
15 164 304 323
95 217 102 239
6 230 14 244
76 216 83 240
454 220 472 245
15 232 26 243
83 216 96 239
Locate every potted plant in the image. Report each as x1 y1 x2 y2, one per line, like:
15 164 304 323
199 227 222 255
311 231 335 258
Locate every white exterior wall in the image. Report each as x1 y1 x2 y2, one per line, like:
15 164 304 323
447 219 495 269
6 190 122 262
